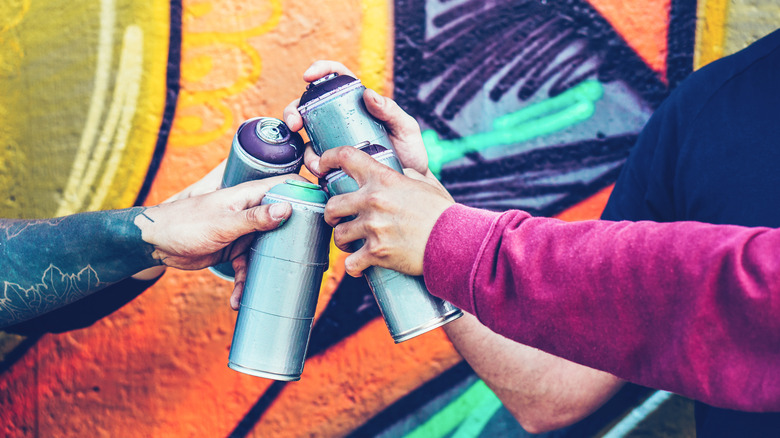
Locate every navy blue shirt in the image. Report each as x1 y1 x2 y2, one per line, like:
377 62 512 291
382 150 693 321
602 29 780 436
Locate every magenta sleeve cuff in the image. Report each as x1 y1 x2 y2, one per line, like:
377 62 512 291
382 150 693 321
423 204 507 314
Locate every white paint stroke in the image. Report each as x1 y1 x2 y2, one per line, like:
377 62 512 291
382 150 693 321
602 390 673 438
88 25 144 211
56 0 116 216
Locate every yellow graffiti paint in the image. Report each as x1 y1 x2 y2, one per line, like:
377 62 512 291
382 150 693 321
696 0 780 70
0 0 30 34
695 0 729 69
169 1 282 147
88 25 145 211
0 0 172 217
722 0 780 55
359 0 391 94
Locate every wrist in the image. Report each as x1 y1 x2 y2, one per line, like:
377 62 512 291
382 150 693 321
110 207 163 271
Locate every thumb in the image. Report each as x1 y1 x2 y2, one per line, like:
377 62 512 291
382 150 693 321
363 89 421 139
225 202 292 240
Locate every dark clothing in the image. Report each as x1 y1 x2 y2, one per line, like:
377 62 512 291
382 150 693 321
602 28 780 437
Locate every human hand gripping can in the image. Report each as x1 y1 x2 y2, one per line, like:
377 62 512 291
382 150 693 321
228 180 331 380
298 73 463 342
210 117 304 281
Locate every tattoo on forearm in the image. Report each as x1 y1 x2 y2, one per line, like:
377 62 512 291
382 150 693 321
139 211 156 223
0 208 160 327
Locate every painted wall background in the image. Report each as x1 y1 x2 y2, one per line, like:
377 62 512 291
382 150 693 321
0 0 777 437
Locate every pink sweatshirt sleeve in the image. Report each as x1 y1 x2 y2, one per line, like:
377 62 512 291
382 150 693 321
423 204 780 412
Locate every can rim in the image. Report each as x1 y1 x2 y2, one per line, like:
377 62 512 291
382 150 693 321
255 117 292 145
297 79 364 114
232 129 304 171
264 192 327 209
391 309 463 343
228 362 301 381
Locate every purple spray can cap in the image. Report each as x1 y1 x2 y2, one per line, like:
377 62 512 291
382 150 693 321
299 73 360 107
237 117 303 165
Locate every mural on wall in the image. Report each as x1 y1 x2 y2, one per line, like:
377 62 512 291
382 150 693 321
1 0 773 437
394 0 688 216
0 0 177 219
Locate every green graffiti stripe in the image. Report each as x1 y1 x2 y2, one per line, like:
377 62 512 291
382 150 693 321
403 379 501 438
424 80 604 176
492 80 603 129
451 391 504 438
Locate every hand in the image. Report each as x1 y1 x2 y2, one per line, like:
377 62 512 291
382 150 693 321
131 159 227 281
282 60 432 178
319 146 454 277
134 174 305 307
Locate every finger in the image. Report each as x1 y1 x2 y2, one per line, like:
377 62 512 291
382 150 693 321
222 174 306 211
403 168 427 181
218 202 292 243
332 220 365 253
362 89 419 136
230 254 249 310
362 89 429 173
363 89 423 143
324 192 361 227
302 60 355 82
344 250 371 278
283 97 304 132
303 142 322 177
286 61 356 132
319 145 387 185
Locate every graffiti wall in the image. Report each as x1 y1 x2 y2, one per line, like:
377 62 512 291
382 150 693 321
0 0 777 436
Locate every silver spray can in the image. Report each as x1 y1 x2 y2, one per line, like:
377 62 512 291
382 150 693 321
210 117 305 281
228 180 331 380
323 141 463 343
299 75 462 342
298 73 395 154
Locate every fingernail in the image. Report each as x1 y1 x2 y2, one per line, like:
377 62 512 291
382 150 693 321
311 160 321 176
365 89 383 106
285 114 296 129
303 66 316 78
269 202 289 221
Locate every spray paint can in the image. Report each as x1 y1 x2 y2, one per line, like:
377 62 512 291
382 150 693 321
210 117 304 281
298 73 395 155
299 75 462 341
322 141 463 342
228 180 331 380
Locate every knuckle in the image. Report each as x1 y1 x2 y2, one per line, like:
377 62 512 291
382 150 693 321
333 225 347 244
336 146 353 162
335 241 352 253
244 206 269 227
367 241 390 259
365 191 386 209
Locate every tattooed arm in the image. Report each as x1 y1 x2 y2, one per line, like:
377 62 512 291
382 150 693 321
0 174 300 328
0 210 160 327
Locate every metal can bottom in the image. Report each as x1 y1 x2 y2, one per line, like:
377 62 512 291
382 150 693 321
228 362 301 381
391 308 463 343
